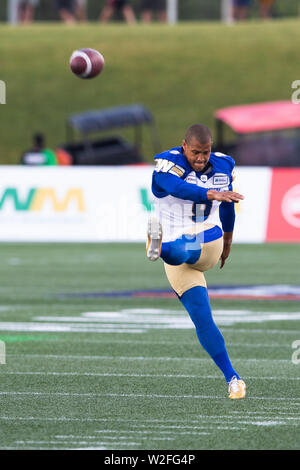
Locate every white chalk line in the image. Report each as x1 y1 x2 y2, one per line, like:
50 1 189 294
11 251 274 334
0 446 104 451
221 328 300 335
126 420 300 429
2 371 300 381
54 435 173 441
0 308 300 336
24 329 299 347
227 343 293 349
0 323 144 334
31 310 300 329
1 414 299 424
52 336 299 347
94 426 236 432
0 391 299 401
0 446 107 450
94 429 210 436
4 353 293 363
14 335 292 349
15 440 141 446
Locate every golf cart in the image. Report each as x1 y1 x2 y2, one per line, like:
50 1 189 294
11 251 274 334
57 104 161 165
213 101 300 166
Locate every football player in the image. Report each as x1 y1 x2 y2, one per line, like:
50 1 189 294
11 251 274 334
146 124 246 399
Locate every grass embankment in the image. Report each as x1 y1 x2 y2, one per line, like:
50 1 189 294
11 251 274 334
1 20 299 163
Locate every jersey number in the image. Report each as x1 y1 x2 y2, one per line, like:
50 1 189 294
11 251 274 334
192 201 213 222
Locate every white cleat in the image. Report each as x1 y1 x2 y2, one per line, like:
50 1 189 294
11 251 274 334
146 217 163 262
228 376 246 399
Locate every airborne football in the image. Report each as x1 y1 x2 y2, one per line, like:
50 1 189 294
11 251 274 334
1 0 300 454
70 48 105 79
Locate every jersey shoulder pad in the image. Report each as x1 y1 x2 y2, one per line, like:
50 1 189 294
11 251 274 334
210 152 235 171
153 147 188 178
210 152 235 184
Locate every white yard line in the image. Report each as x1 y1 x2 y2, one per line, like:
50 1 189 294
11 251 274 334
5 353 292 363
93 429 210 436
1 414 299 424
54 435 173 441
15 440 141 446
227 343 294 348
221 328 300 334
0 308 299 337
0 323 144 334
0 446 110 450
0 391 299 401
57 334 300 346
126 420 300 429
2 371 300 381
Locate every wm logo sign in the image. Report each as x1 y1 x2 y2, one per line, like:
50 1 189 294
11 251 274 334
0 188 85 212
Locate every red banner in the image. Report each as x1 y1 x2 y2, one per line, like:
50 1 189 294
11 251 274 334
266 168 300 242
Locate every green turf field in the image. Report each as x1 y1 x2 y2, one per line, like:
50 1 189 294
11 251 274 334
1 19 300 163
0 242 299 450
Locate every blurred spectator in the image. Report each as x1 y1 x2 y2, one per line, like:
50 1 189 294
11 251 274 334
259 0 275 19
55 148 73 165
233 0 252 20
18 0 39 23
99 0 136 24
75 0 88 21
141 0 166 23
21 133 57 166
55 0 77 23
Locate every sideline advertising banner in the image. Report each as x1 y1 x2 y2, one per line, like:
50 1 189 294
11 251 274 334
0 166 152 242
0 165 297 243
0 166 153 242
233 167 272 243
266 168 300 242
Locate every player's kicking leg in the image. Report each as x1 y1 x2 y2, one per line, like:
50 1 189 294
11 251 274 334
172 275 246 400
146 221 246 399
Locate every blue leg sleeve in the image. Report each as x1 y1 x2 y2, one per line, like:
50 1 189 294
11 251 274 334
161 234 201 266
160 226 223 266
180 286 240 383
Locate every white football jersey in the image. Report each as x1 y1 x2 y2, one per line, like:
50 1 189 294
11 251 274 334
151 148 234 242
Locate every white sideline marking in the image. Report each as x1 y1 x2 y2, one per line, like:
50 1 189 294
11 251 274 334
94 429 210 436
0 322 144 334
0 391 300 401
55 435 173 441
1 415 299 423
34 309 300 328
5 354 210 361
0 308 300 335
2 371 300 381
15 440 140 446
126 420 300 429
222 328 300 335
229 343 293 349
63 331 300 345
5 353 292 363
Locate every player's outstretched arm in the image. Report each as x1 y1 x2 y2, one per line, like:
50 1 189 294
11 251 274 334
207 190 244 203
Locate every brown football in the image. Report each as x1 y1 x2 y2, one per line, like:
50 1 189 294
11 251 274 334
70 48 105 79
